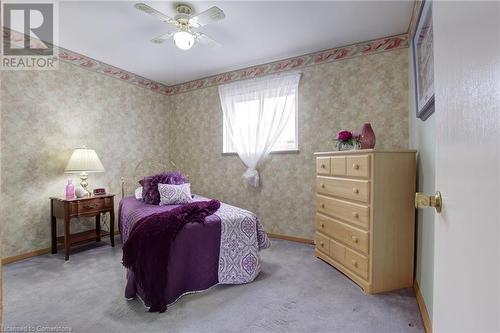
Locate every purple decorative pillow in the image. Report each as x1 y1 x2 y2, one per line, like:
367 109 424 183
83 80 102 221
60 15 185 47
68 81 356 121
139 171 188 205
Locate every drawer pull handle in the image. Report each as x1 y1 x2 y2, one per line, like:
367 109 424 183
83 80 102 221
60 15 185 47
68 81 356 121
320 242 324 247
352 212 359 218
321 164 326 169
351 236 358 243
352 260 358 267
321 223 325 228
353 164 360 170
353 188 359 194
320 183 325 188
83 204 96 209
321 203 325 209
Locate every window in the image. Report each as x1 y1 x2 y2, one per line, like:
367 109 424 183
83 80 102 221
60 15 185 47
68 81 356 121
221 75 299 154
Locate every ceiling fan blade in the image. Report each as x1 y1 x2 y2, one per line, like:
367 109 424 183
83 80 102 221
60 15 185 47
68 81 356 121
151 32 174 44
134 3 178 26
189 6 225 27
196 33 221 48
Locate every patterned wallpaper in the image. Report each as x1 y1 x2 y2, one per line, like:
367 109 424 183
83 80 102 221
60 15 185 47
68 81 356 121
168 48 409 240
0 62 171 257
1 46 409 258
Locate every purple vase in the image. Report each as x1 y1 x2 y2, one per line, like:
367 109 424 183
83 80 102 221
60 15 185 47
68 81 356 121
360 123 376 149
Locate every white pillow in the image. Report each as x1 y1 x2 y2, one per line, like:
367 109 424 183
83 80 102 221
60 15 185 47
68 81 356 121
158 183 192 206
135 187 143 200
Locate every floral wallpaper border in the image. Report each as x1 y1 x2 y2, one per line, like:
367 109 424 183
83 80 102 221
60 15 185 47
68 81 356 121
3 28 408 96
164 34 408 95
2 28 169 94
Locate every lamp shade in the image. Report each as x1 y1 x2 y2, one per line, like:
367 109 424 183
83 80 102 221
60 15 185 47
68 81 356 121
64 148 105 173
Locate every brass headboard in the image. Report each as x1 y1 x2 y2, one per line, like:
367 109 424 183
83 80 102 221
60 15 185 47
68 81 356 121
121 159 179 199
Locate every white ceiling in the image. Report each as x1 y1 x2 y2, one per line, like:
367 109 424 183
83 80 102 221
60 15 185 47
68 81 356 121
59 1 413 85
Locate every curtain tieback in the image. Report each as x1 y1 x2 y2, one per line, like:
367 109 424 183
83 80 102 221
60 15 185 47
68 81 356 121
242 168 260 188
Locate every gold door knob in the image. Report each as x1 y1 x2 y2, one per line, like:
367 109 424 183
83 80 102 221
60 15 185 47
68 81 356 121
415 191 443 213
352 260 358 267
320 242 324 247
353 164 360 170
352 212 359 218
352 188 359 194
351 236 358 243
320 183 325 188
321 203 325 209
321 164 326 169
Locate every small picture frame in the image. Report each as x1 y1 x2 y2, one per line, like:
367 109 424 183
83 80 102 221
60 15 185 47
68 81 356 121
412 0 435 121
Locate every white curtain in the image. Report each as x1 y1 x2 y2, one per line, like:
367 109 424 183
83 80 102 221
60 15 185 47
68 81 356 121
218 72 301 187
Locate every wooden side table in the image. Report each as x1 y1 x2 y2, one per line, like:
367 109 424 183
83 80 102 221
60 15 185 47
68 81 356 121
50 194 115 260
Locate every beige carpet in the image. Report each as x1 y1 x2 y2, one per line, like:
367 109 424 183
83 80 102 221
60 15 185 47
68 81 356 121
3 239 423 332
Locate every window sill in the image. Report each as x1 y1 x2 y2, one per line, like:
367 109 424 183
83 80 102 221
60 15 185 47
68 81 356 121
222 149 300 156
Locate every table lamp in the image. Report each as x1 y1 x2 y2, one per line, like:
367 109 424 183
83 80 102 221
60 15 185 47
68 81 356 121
64 146 105 197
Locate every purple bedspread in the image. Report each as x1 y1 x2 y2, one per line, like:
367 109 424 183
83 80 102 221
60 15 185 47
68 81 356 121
119 196 222 307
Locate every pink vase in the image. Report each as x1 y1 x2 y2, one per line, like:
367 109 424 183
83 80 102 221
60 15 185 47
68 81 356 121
360 123 376 149
65 179 75 200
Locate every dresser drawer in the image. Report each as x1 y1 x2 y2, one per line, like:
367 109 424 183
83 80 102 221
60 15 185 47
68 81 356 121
317 195 370 229
315 233 330 255
345 248 369 280
77 198 106 214
343 222 369 254
316 214 369 254
330 156 346 176
316 157 331 175
329 238 346 265
346 155 371 178
315 213 342 240
316 177 370 203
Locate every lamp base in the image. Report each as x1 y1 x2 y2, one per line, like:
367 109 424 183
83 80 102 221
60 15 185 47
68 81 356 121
80 172 91 197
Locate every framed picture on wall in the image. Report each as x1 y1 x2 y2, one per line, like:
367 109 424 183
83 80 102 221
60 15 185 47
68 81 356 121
412 0 434 121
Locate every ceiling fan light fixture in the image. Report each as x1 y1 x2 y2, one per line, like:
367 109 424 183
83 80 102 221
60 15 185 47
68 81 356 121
135 3 224 49
173 31 195 50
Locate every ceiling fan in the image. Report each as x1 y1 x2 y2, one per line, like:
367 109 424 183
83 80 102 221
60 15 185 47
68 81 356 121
134 2 225 50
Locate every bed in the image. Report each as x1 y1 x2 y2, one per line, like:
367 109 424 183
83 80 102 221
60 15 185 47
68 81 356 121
119 164 270 311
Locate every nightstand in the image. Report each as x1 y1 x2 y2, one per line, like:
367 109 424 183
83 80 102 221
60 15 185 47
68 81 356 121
50 194 115 260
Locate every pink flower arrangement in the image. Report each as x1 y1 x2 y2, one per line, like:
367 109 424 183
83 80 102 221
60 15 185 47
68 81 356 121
337 130 353 142
334 130 361 150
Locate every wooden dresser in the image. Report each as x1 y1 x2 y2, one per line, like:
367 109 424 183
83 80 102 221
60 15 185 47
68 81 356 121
314 150 416 293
